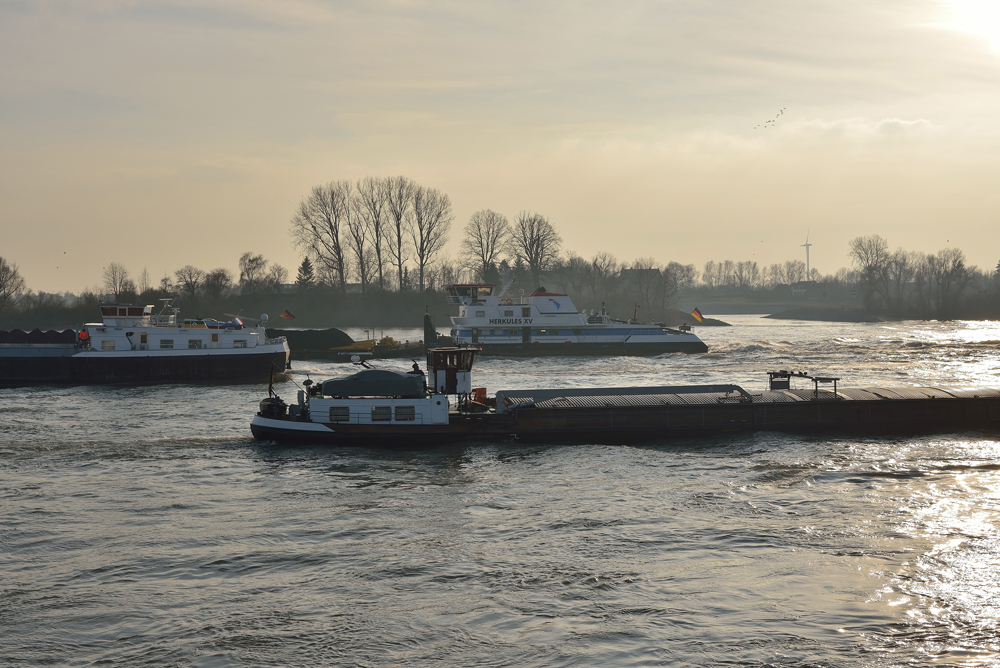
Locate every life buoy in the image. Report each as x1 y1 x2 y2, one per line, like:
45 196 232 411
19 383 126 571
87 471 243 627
500 298 513 305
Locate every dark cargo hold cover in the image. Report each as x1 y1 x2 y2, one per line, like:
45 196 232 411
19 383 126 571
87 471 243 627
322 370 425 397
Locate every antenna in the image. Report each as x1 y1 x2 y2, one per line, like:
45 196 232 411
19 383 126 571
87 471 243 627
801 230 812 279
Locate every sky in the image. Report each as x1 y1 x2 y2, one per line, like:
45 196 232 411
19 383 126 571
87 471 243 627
2 0 999 293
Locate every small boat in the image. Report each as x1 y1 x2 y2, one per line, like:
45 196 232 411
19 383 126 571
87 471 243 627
444 283 707 356
250 349 1000 446
0 301 290 386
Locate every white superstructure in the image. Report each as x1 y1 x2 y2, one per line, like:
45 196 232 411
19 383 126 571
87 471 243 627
444 284 707 354
79 303 285 357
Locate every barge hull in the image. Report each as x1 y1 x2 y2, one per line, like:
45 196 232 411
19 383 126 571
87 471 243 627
1 346 289 386
252 393 1000 447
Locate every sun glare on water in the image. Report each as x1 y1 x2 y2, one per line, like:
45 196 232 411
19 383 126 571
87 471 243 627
940 0 1000 53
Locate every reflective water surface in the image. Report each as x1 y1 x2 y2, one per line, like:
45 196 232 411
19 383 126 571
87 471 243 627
3 317 1000 666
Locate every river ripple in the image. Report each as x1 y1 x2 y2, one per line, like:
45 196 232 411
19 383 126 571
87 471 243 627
2 316 1000 666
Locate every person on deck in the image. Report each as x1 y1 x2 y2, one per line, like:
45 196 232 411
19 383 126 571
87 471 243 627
78 329 90 348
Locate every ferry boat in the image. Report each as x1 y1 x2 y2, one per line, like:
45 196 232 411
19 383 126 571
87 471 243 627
444 284 707 356
0 302 289 386
249 349 1000 446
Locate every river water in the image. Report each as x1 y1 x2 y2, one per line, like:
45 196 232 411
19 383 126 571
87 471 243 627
3 316 1000 667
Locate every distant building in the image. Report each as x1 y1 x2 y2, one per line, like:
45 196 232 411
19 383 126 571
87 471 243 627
791 280 821 297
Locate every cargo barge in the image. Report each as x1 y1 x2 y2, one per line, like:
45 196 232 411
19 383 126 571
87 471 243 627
250 349 1000 446
1 303 289 386
444 284 707 356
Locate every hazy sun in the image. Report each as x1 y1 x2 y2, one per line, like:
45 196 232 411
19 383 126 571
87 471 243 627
940 0 1000 53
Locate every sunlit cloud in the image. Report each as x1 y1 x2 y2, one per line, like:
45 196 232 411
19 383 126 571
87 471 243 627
937 0 1000 53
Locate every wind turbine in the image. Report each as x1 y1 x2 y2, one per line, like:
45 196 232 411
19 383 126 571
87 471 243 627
801 231 812 279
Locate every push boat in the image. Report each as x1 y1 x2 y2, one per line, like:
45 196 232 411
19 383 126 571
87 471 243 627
0 302 290 386
444 284 707 356
250 349 1000 446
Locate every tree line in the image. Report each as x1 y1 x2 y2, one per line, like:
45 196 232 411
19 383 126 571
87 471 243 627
2 175 1000 325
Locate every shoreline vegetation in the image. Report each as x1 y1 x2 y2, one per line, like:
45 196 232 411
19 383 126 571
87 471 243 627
2 179 998 331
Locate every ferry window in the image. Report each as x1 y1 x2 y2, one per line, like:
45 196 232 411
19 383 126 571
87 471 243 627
539 329 547 335
395 406 416 421
233 340 247 348
328 407 350 422
188 339 202 349
522 307 531 317
101 340 115 350
211 333 219 343
140 333 148 344
476 310 485 317
371 406 392 422
504 310 514 317
160 339 173 349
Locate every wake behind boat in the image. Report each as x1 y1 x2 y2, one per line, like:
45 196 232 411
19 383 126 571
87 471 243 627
444 284 708 356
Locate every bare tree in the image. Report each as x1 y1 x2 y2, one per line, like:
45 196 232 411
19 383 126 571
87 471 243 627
409 186 453 292
734 261 760 289
174 265 205 301
345 193 374 293
0 256 26 317
914 248 975 318
589 252 619 303
784 260 806 284
137 267 151 295
666 262 697 290
356 176 390 290
702 261 718 288
626 257 662 316
510 211 561 288
461 209 510 282
265 264 289 293
765 263 785 287
550 253 591 301
290 182 350 293
885 248 920 313
849 234 890 308
202 268 234 302
384 176 414 292
238 252 268 294
103 262 135 301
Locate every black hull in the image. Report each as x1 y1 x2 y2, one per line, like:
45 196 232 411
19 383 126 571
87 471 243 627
0 349 289 386
252 394 1000 447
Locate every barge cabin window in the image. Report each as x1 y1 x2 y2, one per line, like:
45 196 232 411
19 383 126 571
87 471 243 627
371 406 392 422
160 339 173 349
101 340 115 350
233 340 247 348
328 407 350 422
395 406 416 421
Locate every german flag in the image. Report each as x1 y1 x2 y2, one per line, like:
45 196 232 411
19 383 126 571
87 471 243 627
690 307 703 323
280 310 296 320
